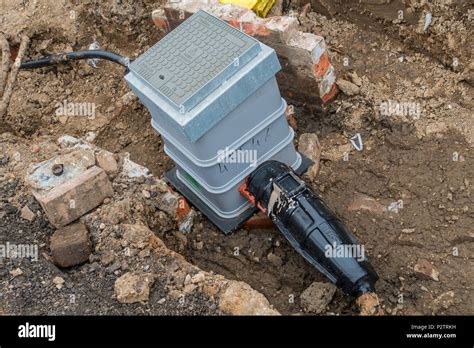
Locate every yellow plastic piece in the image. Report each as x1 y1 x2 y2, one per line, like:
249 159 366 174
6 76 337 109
219 0 275 17
252 0 275 17
219 0 259 10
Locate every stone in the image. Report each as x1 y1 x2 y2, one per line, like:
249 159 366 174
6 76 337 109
336 79 360 96
20 205 35 222
53 276 65 290
100 252 115 266
356 292 383 315
348 193 386 215
191 272 206 284
157 191 180 216
348 71 362 87
50 222 92 268
401 228 416 234
34 166 114 227
218 281 279 315
114 272 155 304
121 224 153 250
95 150 118 178
321 143 352 162
414 259 439 281
266 252 283 267
85 132 96 143
425 122 447 136
9 268 23 278
298 133 321 180
300 281 337 314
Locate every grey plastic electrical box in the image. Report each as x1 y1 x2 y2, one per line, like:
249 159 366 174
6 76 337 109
125 10 310 233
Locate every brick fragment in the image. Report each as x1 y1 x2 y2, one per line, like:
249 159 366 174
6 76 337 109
50 221 92 267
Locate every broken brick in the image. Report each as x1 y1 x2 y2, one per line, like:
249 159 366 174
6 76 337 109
414 259 440 281
34 166 113 227
50 221 92 267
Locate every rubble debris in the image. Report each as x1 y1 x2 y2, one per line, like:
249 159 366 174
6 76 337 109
348 193 386 215
99 252 115 267
122 224 153 250
321 143 352 162
121 153 151 178
20 205 35 222
218 281 280 315
191 272 206 284
266 252 283 267
356 292 384 316
348 71 362 87
57 135 80 149
114 272 155 304
300 281 336 314
52 276 65 290
9 268 23 278
50 221 92 268
414 259 439 281
423 12 432 32
431 291 455 313
95 150 118 178
336 79 360 96
116 224 279 314
401 228 416 234
85 131 97 143
298 133 321 180
157 191 180 216
34 166 113 227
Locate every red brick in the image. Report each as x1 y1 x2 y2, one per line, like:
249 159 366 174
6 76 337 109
35 166 113 227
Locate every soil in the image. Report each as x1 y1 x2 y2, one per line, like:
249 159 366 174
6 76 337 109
1 0 473 315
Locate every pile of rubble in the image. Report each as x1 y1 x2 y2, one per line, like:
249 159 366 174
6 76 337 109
1 133 280 315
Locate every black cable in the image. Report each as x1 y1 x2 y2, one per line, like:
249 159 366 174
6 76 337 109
20 49 131 69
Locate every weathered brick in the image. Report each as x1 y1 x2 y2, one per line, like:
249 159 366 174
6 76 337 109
50 221 92 267
34 166 113 227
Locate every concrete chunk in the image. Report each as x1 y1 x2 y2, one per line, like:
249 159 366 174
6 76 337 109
34 166 113 227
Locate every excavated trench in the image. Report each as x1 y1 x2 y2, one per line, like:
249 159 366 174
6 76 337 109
2 0 473 315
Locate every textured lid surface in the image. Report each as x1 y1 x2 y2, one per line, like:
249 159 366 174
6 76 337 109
130 10 261 113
